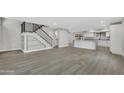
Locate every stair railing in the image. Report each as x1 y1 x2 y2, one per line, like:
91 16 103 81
21 22 53 46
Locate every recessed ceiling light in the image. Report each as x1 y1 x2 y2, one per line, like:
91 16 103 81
102 24 106 26
82 28 85 31
53 23 57 26
100 21 105 24
89 29 95 32
68 27 71 29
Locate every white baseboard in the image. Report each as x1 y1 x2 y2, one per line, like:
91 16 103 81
0 48 22 52
22 47 53 53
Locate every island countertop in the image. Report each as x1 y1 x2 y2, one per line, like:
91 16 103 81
74 40 96 50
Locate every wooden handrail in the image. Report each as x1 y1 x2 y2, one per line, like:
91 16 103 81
38 34 52 46
39 28 53 40
35 25 53 46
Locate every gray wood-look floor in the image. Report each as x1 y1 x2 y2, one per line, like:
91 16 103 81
0 47 124 75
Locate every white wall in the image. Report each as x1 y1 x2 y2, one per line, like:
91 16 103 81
0 18 22 52
0 23 2 50
68 32 74 46
0 18 1 24
58 30 69 48
26 35 45 51
110 24 123 55
21 32 53 53
122 21 124 57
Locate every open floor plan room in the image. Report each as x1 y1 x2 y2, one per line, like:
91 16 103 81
0 17 124 75
0 47 124 75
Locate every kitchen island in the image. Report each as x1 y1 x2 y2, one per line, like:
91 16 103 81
74 40 96 50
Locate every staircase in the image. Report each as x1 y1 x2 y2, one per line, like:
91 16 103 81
21 22 54 52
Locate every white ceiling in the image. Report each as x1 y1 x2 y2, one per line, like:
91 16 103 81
9 17 123 32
